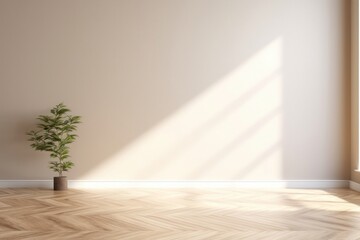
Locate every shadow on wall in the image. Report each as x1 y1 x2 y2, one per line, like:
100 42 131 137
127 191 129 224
281 0 351 180
0 0 350 180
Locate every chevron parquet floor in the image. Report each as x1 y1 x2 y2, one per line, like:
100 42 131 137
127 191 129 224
1 188 360 240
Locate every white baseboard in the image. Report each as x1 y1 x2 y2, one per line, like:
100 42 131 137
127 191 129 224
0 180 349 189
349 181 360 192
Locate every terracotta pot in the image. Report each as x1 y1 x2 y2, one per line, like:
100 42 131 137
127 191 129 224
54 176 68 190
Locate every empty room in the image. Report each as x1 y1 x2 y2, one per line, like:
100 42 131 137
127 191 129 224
0 0 359 239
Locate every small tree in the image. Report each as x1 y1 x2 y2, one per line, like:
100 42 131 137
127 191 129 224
27 103 81 176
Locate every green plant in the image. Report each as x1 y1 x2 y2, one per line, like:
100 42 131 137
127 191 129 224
27 103 81 176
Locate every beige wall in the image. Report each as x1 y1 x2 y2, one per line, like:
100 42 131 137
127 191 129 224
0 0 351 180
351 0 360 183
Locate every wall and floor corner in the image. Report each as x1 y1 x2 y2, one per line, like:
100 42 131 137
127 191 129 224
0 0 353 188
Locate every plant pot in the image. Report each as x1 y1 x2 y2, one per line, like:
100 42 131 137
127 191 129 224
54 176 68 190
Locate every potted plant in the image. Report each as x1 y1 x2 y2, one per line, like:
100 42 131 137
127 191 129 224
27 103 81 190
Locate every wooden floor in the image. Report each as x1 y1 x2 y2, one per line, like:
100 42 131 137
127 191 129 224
1 188 360 240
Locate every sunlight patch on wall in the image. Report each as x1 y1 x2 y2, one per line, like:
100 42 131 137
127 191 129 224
83 37 283 180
